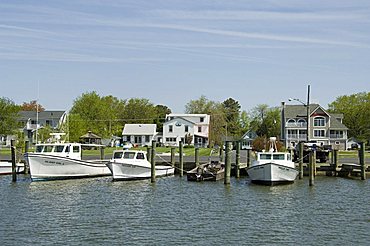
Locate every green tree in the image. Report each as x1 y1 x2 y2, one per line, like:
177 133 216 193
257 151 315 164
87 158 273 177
239 110 250 134
222 97 242 137
122 98 157 124
0 97 21 137
328 92 370 142
250 104 280 138
154 105 172 132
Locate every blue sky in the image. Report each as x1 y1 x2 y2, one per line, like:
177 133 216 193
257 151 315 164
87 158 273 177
1 0 369 113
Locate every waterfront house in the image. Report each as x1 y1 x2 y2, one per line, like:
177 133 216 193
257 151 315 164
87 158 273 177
122 124 157 147
18 110 67 145
281 102 348 150
240 130 258 150
162 114 210 147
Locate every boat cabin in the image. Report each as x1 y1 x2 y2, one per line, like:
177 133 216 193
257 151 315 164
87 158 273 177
257 152 292 162
35 143 82 160
112 150 147 160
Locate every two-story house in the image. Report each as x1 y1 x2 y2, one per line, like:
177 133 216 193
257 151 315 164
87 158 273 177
19 110 67 144
122 124 157 147
163 114 210 147
281 102 348 150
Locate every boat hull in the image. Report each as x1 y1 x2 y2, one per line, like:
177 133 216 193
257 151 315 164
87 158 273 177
0 161 25 175
187 163 224 181
107 162 174 181
247 163 298 185
26 153 111 181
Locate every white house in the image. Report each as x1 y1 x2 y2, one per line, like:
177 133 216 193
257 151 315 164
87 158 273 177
122 124 157 147
162 114 210 147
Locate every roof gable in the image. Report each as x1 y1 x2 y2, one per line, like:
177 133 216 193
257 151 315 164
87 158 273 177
122 124 157 135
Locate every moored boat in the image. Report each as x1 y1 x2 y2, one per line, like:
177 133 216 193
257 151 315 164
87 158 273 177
187 161 224 181
247 137 298 185
0 161 25 175
106 150 174 181
25 143 110 181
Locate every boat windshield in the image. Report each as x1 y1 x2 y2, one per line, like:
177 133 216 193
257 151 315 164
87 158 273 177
123 152 136 159
272 154 285 160
43 145 53 152
36 145 43 153
260 154 272 160
54 145 65 153
113 152 123 159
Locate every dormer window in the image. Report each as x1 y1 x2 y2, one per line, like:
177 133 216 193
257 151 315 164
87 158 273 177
314 117 326 127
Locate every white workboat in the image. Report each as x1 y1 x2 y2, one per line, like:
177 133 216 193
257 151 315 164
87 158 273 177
247 137 298 185
0 161 25 175
106 150 174 181
25 143 110 181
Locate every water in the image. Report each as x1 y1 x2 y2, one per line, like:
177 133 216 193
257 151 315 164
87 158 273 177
0 175 369 245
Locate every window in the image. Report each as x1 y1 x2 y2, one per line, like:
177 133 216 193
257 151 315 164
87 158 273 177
260 154 272 160
169 125 173 133
166 137 176 142
44 146 53 152
123 152 135 159
136 153 145 159
273 154 285 160
55 145 64 152
185 125 189 132
73 146 80 153
314 130 325 137
335 141 340 145
314 117 326 127
200 117 204 122
145 135 150 142
198 126 202 132
114 151 123 159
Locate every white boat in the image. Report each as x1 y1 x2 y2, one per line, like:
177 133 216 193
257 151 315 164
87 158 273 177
106 150 175 181
25 143 111 181
0 161 25 175
247 137 298 185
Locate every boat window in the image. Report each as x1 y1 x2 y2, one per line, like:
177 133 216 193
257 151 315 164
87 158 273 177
273 154 285 160
54 145 65 153
136 153 145 159
73 146 80 153
123 152 135 159
260 154 272 160
44 146 53 152
113 152 123 159
65 145 70 153
36 145 43 153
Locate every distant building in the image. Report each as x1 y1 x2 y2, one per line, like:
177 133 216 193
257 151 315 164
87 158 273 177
281 103 348 150
122 124 157 146
19 110 67 144
240 130 258 150
162 114 210 147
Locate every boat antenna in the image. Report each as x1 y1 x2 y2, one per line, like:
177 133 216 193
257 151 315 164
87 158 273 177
35 81 40 144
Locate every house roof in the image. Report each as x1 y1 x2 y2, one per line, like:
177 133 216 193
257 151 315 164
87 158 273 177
80 131 101 139
165 113 210 124
18 111 66 121
122 124 157 135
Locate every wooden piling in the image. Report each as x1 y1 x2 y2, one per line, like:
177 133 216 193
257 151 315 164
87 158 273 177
247 149 251 168
359 142 366 180
151 141 156 183
11 139 16 182
179 141 183 177
299 142 304 179
147 146 152 161
333 149 338 176
309 150 316 186
170 147 175 167
224 141 232 185
100 147 105 160
24 140 30 174
235 142 240 178
219 146 224 162
195 147 199 167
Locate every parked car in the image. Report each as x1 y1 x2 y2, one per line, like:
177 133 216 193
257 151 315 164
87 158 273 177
122 142 133 150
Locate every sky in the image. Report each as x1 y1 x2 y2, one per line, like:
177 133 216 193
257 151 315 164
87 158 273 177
1 0 370 113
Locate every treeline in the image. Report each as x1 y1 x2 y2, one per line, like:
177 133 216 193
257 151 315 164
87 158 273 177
0 91 369 145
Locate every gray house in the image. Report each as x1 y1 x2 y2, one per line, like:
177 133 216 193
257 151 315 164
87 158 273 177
19 110 67 144
281 103 348 150
122 124 157 147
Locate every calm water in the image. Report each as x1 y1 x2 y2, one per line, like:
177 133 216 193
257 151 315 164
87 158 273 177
0 175 369 245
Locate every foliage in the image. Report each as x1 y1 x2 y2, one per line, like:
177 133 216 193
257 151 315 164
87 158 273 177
250 104 280 138
37 125 53 143
185 133 193 145
122 98 157 124
328 92 370 142
222 97 242 136
20 100 45 112
0 97 21 136
252 136 284 152
239 110 250 134
153 104 171 133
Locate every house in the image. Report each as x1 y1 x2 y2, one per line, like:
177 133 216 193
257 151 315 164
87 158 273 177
281 102 348 150
122 124 157 147
162 114 210 147
18 110 67 144
240 130 258 150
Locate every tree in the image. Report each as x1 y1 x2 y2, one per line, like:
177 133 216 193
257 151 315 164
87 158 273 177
0 97 21 136
250 104 280 138
154 105 172 132
21 100 45 112
122 98 157 124
185 95 215 114
222 98 242 136
239 110 250 134
328 92 370 142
